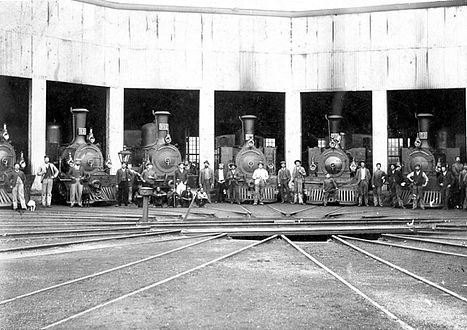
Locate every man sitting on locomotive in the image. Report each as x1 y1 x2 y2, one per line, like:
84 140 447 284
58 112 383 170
437 164 454 210
252 161 269 205
407 163 429 210
277 161 291 203
37 155 59 208
292 160 306 205
322 173 338 206
8 163 27 212
355 161 371 207
180 186 195 208
68 160 85 207
227 163 241 204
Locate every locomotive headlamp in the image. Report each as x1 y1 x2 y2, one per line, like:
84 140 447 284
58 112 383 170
87 128 96 144
118 146 132 164
2 124 9 141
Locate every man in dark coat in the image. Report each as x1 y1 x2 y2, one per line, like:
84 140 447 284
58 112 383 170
322 173 337 206
277 161 291 203
174 163 188 196
180 186 194 208
371 162 386 207
438 165 454 210
387 162 405 208
9 163 27 211
226 163 241 204
214 163 228 203
407 163 429 209
116 162 133 206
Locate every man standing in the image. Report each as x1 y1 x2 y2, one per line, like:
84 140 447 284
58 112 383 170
277 161 291 203
322 173 337 206
437 165 453 210
451 156 463 208
292 160 306 205
460 163 467 209
9 163 27 212
68 160 85 207
227 163 241 204
387 162 405 208
174 162 188 196
252 162 269 205
116 162 132 206
37 155 59 207
199 160 214 203
355 161 371 206
215 163 227 203
407 163 429 209
371 163 386 207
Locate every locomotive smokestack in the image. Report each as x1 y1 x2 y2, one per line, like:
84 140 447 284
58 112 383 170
326 115 343 135
154 111 171 144
240 115 257 146
416 113 433 149
70 108 89 145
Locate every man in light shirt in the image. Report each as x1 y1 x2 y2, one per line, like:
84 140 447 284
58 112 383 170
356 161 371 206
252 162 269 205
37 155 59 207
215 163 227 203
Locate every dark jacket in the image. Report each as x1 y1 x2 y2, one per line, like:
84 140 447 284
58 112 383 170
437 171 454 188
174 169 188 184
226 169 241 185
116 168 133 184
8 170 26 188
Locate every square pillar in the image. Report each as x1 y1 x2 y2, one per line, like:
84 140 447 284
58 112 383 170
106 87 124 175
285 90 301 168
28 78 46 188
372 90 388 172
199 88 215 169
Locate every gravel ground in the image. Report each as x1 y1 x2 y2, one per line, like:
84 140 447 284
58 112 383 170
0 238 250 329
63 239 402 330
300 240 467 329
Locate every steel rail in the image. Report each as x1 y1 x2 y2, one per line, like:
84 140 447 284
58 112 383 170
404 235 467 241
0 226 151 237
383 234 467 248
0 230 181 253
41 234 277 329
338 235 467 258
265 204 289 217
281 235 414 330
0 233 225 306
333 235 467 304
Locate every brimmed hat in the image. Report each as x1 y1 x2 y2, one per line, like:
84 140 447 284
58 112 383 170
294 160 301 165
203 160 210 165
258 161 264 166
229 163 237 168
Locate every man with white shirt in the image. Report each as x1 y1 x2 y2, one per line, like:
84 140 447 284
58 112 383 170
355 161 371 206
252 162 269 205
215 163 227 203
37 155 59 207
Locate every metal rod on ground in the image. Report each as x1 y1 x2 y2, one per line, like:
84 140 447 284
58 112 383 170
183 196 197 221
383 234 467 248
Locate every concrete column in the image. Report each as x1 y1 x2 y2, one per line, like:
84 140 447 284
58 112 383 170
465 88 467 159
372 90 388 172
28 78 47 190
285 90 301 169
106 87 124 175
199 88 215 169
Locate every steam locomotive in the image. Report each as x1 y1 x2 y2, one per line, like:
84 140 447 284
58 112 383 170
304 115 366 205
52 108 115 205
217 115 277 203
400 113 459 208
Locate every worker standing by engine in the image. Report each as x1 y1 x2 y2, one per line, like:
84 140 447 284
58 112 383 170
199 160 214 203
292 160 306 205
252 162 269 205
407 163 429 210
68 160 85 207
371 162 386 207
116 162 132 206
355 161 371 207
9 163 27 212
174 162 188 196
277 161 291 203
37 155 59 208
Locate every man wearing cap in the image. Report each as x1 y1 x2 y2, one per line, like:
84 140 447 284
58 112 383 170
407 163 429 209
199 160 214 203
174 162 188 196
387 162 405 208
227 163 241 204
292 160 306 205
141 162 156 188
437 164 453 210
215 163 228 203
277 161 291 203
355 161 371 206
37 156 59 207
371 162 386 207
68 160 85 207
116 162 133 206
252 162 269 205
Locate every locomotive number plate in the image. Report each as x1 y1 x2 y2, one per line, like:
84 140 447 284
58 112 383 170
78 127 87 135
418 132 428 139
159 123 169 131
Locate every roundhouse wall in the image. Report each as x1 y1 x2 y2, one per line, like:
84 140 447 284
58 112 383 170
0 1 466 91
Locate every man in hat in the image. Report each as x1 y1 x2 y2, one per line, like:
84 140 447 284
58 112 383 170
277 161 291 203
37 155 59 207
116 162 133 206
180 186 195 208
8 163 27 212
322 173 337 206
407 163 429 209
437 164 454 210
387 162 405 208
227 163 241 204
174 162 188 196
252 162 269 205
215 163 228 203
68 160 85 207
292 160 306 205
141 162 156 188
355 161 371 206
371 162 386 207
199 160 214 203
451 156 463 208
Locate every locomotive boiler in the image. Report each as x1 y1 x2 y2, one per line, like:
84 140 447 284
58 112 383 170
54 108 115 205
304 114 365 205
219 115 277 202
0 124 16 207
141 110 182 183
400 113 459 207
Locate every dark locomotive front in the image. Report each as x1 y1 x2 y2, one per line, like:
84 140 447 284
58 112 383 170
0 124 17 207
304 115 366 205
54 108 115 205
